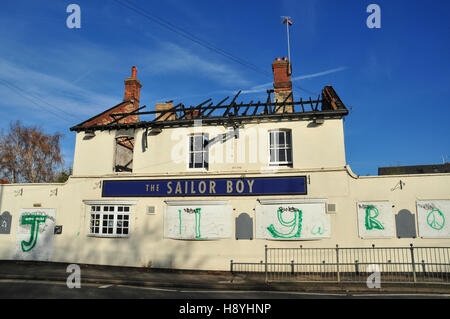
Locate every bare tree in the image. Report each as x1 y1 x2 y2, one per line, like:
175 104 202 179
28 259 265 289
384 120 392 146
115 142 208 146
0 121 64 183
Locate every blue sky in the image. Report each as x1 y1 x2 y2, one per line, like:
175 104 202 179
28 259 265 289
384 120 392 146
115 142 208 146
0 0 449 176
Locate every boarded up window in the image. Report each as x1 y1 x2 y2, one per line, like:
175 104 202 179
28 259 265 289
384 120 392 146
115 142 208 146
235 213 253 240
416 200 450 238
114 135 134 172
0 211 12 234
164 202 232 240
395 209 417 238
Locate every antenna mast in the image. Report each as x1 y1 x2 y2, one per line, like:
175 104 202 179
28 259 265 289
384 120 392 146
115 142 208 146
281 16 293 74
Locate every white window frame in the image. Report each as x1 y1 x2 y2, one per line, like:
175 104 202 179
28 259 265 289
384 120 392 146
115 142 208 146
268 129 293 167
188 133 209 170
84 200 136 238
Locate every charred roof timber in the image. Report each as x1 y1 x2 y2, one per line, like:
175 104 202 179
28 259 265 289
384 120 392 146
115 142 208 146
70 60 349 132
70 87 348 132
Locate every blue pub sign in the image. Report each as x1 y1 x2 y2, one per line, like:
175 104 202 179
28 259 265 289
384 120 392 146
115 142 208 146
102 176 307 197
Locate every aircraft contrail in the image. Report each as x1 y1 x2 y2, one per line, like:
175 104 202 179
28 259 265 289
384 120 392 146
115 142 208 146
241 66 347 94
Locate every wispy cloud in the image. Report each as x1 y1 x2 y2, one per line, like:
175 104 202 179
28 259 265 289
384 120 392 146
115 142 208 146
140 41 252 87
0 58 119 124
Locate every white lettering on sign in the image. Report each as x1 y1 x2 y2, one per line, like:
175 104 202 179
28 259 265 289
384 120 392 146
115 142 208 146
165 180 255 195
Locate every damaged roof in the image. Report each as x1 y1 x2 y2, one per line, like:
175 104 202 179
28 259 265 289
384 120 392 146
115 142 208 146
70 60 349 132
70 86 348 132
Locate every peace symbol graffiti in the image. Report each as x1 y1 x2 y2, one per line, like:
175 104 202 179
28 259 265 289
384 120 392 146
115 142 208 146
427 210 445 231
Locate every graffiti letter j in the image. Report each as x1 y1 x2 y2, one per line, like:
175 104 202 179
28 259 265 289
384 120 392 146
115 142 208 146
21 214 47 252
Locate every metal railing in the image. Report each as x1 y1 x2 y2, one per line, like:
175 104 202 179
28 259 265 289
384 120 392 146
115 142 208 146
230 260 265 275
230 244 450 284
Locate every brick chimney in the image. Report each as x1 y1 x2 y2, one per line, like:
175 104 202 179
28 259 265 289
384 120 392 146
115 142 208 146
79 66 141 127
124 66 142 105
272 57 293 113
155 102 178 121
184 109 200 120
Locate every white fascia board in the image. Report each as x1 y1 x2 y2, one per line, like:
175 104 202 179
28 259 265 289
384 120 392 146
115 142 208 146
257 198 328 205
164 200 228 206
83 200 138 206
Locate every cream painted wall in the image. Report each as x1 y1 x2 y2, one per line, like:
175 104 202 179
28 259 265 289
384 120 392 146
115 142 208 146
73 130 116 176
1 117 449 271
0 168 449 271
73 119 347 176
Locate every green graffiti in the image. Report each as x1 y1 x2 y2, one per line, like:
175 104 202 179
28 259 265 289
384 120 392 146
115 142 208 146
311 224 324 236
364 205 384 231
427 209 445 230
20 214 47 252
178 208 203 239
194 208 202 239
267 207 302 239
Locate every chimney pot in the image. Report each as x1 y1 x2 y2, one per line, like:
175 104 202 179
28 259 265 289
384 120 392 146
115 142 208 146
131 66 137 78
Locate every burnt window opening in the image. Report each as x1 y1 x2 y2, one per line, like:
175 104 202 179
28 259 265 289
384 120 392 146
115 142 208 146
114 135 134 173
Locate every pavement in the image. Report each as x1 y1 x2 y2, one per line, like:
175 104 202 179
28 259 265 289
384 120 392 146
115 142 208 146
1 260 450 296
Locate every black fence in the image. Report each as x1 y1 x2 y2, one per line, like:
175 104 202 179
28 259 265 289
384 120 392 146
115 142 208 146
230 244 450 284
